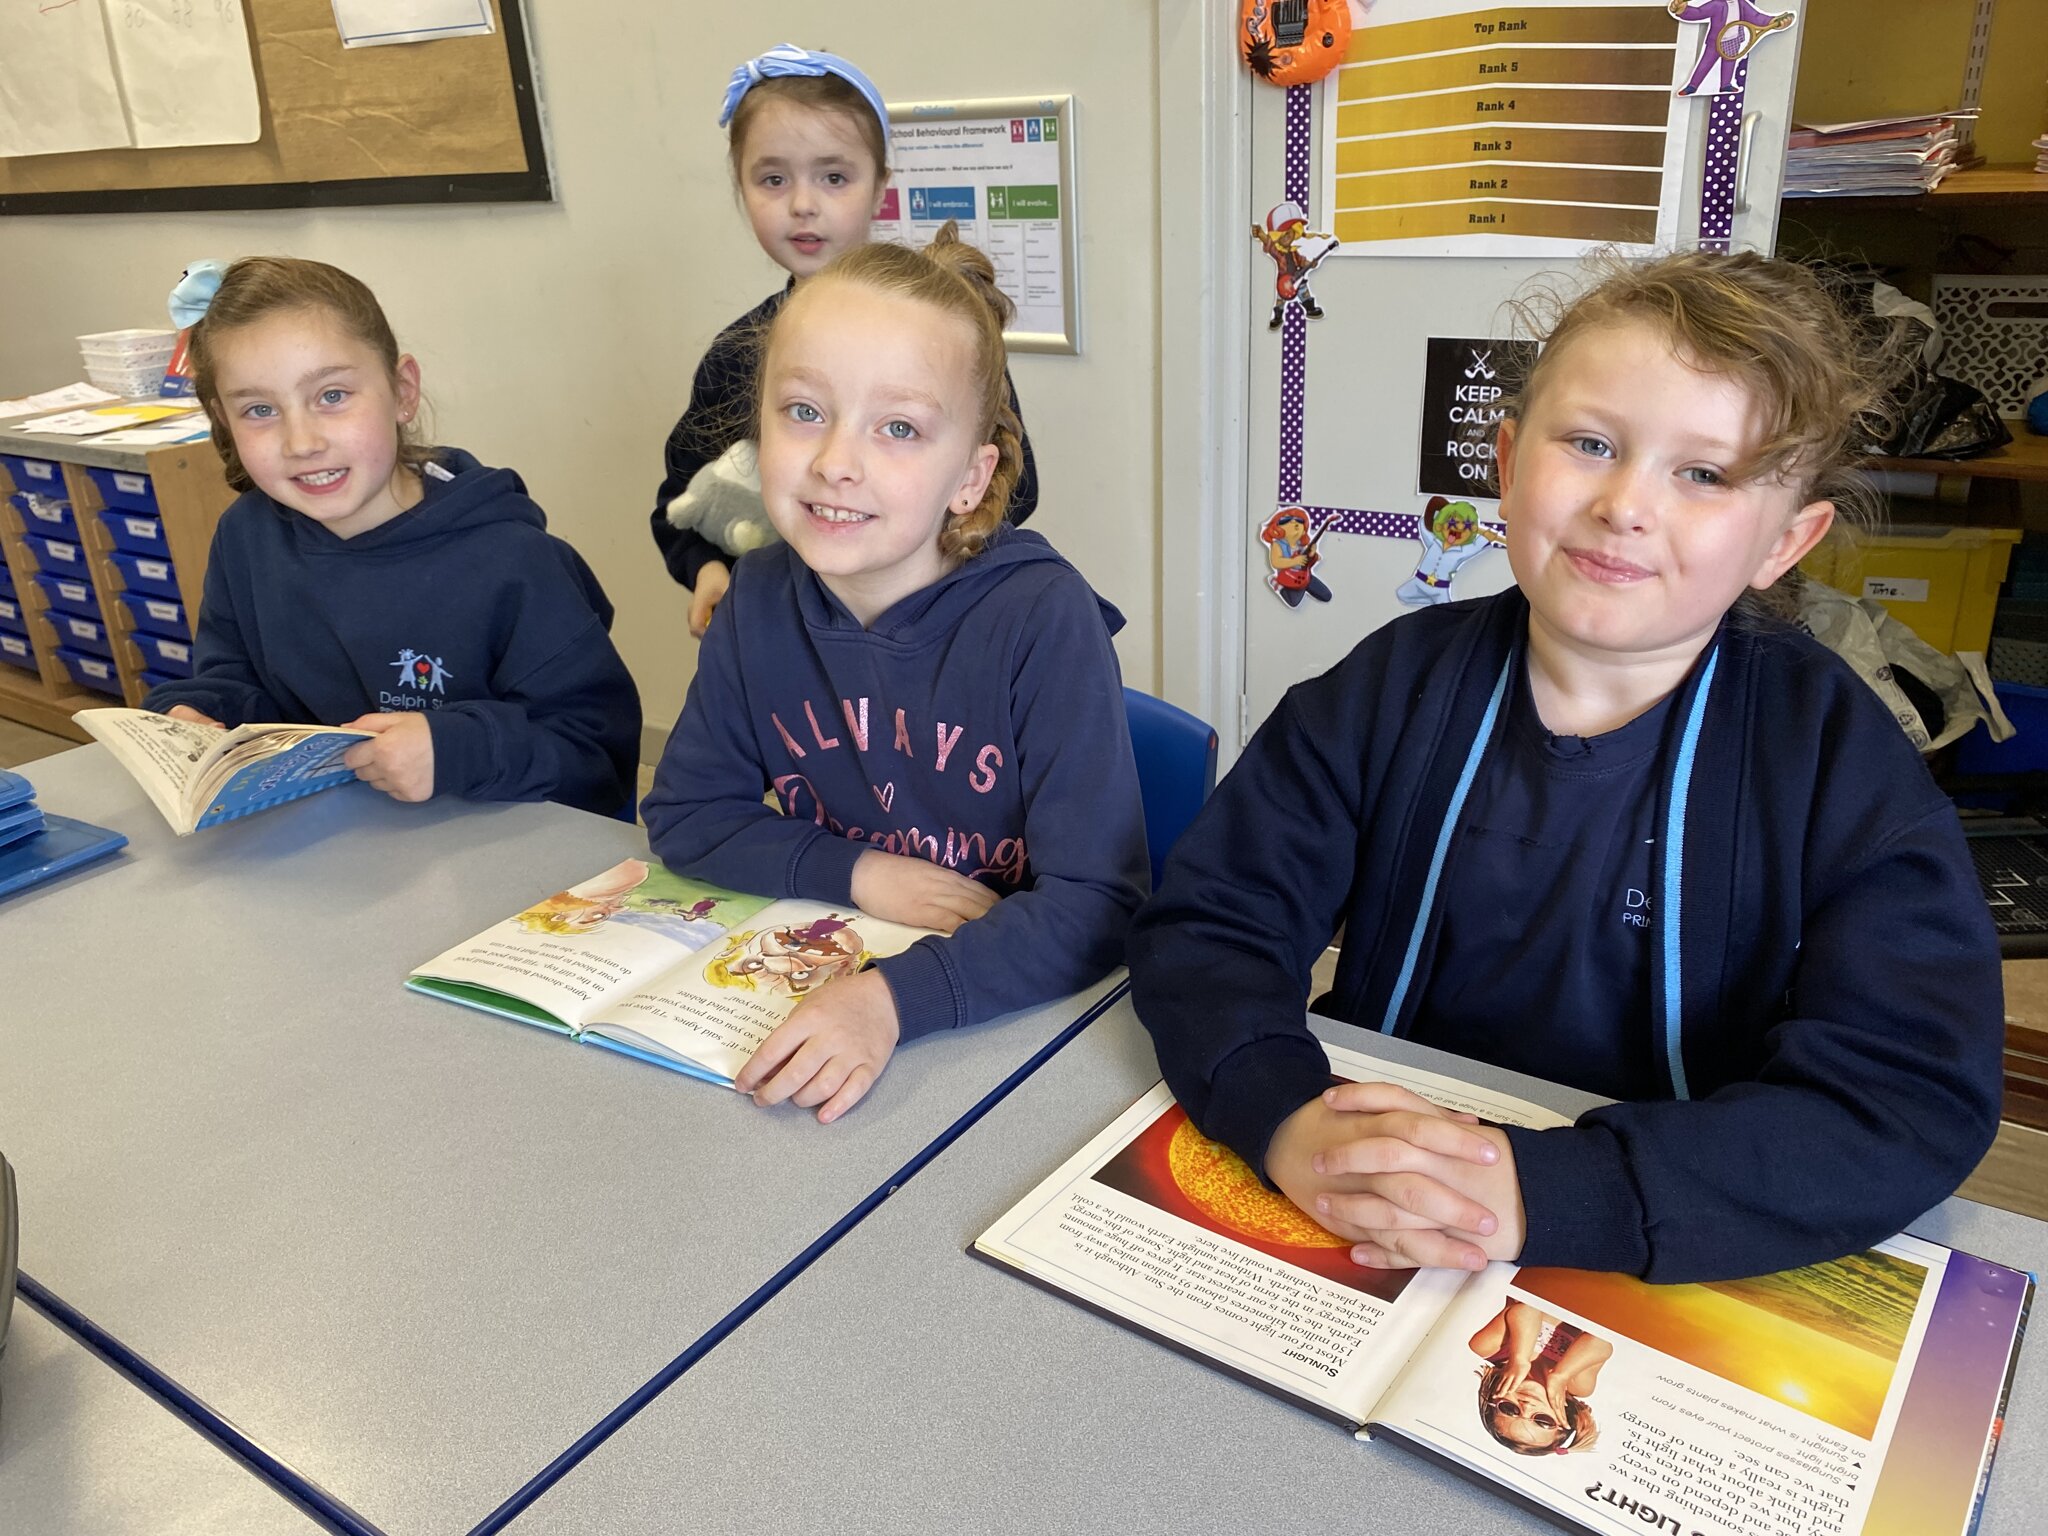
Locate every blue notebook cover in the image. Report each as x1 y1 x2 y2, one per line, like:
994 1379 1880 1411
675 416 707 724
0 812 127 900
0 769 33 813
0 801 46 852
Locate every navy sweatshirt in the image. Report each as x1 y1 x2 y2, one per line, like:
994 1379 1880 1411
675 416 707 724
649 285 1041 587
642 527 1147 1040
1129 589 2003 1284
146 449 641 817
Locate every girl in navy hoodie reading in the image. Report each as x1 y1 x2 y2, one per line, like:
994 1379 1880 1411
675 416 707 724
1130 251 2003 1284
145 256 640 817
643 225 1147 1124
648 43 1038 638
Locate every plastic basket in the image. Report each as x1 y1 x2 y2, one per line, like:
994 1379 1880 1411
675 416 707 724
0 632 34 671
1930 276 2048 420
75 328 178 362
23 534 90 581
11 493 76 540
115 589 190 642
84 467 159 516
1800 523 2022 656
86 362 171 399
0 454 63 493
0 595 24 635
131 630 192 677
53 611 113 659
108 549 179 600
98 507 168 557
31 572 98 621
56 646 122 695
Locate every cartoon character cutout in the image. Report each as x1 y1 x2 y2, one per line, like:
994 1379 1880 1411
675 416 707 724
1252 201 1339 330
1395 496 1504 607
1240 0 1355 88
1261 507 1333 608
707 914 870 998
1669 1 1796 97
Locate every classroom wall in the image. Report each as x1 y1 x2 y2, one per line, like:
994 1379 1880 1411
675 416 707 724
0 2 1164 753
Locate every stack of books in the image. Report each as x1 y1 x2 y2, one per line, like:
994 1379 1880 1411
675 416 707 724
1784 111 1973 197
0 768 127 898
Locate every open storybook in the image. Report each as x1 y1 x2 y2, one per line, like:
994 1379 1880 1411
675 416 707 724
407 857 934 1087
975 1045 2033 1536
76 708 369 835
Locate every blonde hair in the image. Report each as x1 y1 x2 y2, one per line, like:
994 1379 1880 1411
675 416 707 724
761 221 1022 561
189 256 433 494
727 73 889 186
1502 248 1902 531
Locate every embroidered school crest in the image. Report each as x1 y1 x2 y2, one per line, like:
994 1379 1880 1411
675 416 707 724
390 646 453 694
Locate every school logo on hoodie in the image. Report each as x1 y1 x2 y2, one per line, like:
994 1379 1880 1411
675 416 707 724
390 647 453 695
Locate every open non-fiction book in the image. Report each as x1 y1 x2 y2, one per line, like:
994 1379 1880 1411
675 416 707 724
976 1046 2033 1536
75 708 369 834
408 857 934 1086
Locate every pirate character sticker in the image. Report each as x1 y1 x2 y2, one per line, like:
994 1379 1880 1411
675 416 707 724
1252 201 1339 330
1240 0 1355 89
1261 507 1334 608
1395 496 1504 607
1670 1 1796 97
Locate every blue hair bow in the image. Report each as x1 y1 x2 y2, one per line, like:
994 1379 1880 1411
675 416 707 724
717 42 888 144
168 260 229 329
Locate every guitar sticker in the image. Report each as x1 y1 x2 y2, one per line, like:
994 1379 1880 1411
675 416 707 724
1260 507 1335 608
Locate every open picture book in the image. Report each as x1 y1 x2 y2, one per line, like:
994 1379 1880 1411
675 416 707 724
75 708 368 835
407 857 933 1086
975 1044 2032 1536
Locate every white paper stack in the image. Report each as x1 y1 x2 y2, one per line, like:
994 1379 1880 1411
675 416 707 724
1784 112 1973 197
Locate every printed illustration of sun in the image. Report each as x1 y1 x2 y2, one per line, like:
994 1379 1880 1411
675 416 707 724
1166 1118 1347 1248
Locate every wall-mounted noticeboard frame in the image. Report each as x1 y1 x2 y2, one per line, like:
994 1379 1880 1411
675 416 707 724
0 0 550 216
877 94 1080 355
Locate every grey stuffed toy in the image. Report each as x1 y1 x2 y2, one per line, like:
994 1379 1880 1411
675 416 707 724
664 440 779 558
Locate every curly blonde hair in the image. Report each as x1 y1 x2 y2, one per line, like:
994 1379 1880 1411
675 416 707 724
759 221 1023 562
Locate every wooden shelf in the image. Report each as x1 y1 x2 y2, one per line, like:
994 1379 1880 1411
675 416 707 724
0 663 92 742
1785 163 2048 210
1870 432 2048 485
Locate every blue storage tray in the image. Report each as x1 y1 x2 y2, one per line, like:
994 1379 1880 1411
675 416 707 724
23 533 89 580
116 588 191 641
139 667 179 695
131 630 192 677
98 506 170 557
31 570 98 621
0 596 24 636
56 646 122 696
52 610 114 659
0 561 12 600
11 492 77 540
83 464 159 514
108 549 179 599
1955 682 2048 777
0 632 35 671
0 453 64 495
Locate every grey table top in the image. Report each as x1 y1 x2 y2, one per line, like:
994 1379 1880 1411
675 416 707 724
510 998 2048 1536
0 1306 320 1535
1 745 1123 1536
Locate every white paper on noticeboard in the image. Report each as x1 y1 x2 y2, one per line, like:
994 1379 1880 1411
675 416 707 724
0 1 132 158
330 0 495 49
101 0 263 149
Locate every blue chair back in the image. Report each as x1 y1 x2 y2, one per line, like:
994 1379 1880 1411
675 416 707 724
1123 688 1219 890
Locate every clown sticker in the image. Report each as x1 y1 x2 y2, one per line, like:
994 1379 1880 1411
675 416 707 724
1261 507 1334 608
1395 496 1504 607
1252 201 1339 330
1670 1 1796 97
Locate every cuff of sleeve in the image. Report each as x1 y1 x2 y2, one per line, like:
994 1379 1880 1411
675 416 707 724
424 709 492 799
1204 1037 1334 1185
1504 1122 1650 1276
792 832 865 904
678 540 722 589
874 939 962 1042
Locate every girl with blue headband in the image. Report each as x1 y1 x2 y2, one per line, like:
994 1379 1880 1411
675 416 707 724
649 43 1040 638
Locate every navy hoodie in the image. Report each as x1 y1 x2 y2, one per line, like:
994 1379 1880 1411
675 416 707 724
642 527 1147 1041
146 449 641 817
648 286 1041 587
1129 589 2004 1283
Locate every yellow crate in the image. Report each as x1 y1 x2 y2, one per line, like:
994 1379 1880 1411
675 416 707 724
1800 524 2022 656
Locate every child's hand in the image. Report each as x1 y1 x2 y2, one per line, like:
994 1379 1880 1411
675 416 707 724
164 705 223 727
688 560 731 639
850 850 998 934
1316 1080 1528 1271
1265 1082 1515 1272
735 969 900 1123
341 712 435 802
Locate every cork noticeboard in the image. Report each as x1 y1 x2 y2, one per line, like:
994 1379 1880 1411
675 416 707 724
0 1 549 215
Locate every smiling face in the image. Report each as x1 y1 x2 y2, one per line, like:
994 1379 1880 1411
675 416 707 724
757 280 998 626
736 97 887 280
211 306 422 540
1498 318 1833 686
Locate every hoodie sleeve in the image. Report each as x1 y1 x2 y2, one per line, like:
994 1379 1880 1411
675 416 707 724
640 588 868 899
141 528 286 727
1507 798 2005 1283
1126 668 1367 1180
871 573 1148 1040
423 564 641 817
651 318 759 589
